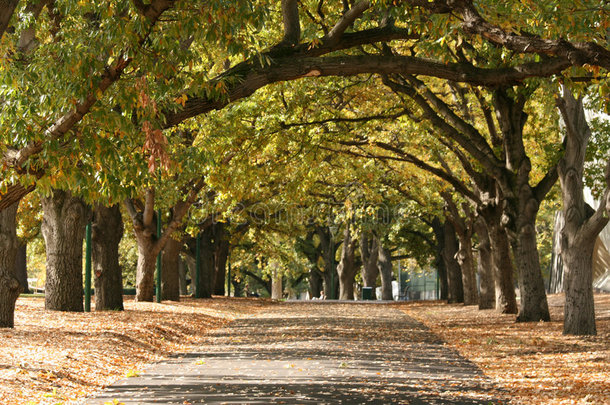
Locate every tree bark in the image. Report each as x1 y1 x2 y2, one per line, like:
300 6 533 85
134 237 157 302
493 89 551 322
213 223 229 295
0 203 21 328
195 226 216 298
442 195 478 305
557 89 609 335
474 217 495 310
178 257 188 295
271 263 282 299
316 226 338 299
161 236 181 301
431 217 449 300
442 221 464 303
308 266 323 298
337 222 358 300
377 243 394 300
360 232 379 299
92 204 124 311
486 219 518 314
41 189 88 311
15 241 29 294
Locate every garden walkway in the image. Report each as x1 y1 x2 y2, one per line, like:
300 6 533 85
84 302 501 404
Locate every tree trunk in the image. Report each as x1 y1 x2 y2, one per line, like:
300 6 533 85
271 263 282 299
0 203 22 328
178 257 188 295
557 89 609 335
360 233 379 299
474 217 495 310
493 89 551 322
377 244 393 300
337 223 357 300
512 213 550 322
161 236 181 301
481 207 518 314
92 204 124 311
193 227 215 298
135 237 157 302
431 217 449 300
15 241 29 294
309 267 323 299
455 234 478 305
442 221 464 303
213 226 229 295
41 189 88 311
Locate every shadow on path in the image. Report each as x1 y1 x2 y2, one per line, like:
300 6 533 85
84 303 502 404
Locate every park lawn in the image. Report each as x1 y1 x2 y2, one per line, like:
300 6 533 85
0 296 274 404
400 293 610 405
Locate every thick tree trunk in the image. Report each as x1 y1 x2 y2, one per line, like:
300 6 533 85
316 226 339 299
360 233 379 299
194 227 215 298
41 190 88 311
557 90 608 335
442 221 464 303
337 223 358 300
15 241 29 294
481 207 518 314
431 217 449 300
135 239 157 302
493 89 551 322
213 231 229 296
92 204 124 311
512 213 550 322
377 244 393 300
0 203 22 328
161 236 181 301
474 217 495 310
563 247 597 334
308 267 323 299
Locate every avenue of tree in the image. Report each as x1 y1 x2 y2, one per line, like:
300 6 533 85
0 0 608 338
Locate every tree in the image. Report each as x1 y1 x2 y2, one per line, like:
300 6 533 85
556 89 609 335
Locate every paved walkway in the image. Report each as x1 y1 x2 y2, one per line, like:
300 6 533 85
84 303 501 404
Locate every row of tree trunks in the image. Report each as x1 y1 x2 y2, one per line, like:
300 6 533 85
0 203 22 327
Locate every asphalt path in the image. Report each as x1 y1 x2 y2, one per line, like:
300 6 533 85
84 302 501 404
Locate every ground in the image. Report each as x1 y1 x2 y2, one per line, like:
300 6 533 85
0 294 608 404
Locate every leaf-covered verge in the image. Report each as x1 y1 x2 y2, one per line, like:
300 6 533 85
0 296 274 404
398 293 610 405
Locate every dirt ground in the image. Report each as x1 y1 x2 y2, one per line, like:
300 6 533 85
398 293 610 405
